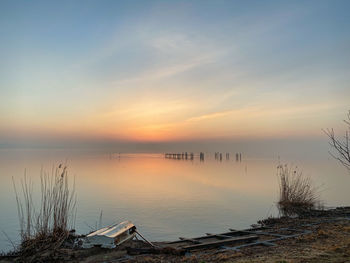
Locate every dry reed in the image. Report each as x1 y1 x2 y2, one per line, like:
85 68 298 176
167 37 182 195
277 164 319 216
12 164 76 251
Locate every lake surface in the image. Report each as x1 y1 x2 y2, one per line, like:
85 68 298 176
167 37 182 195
0 149 350 252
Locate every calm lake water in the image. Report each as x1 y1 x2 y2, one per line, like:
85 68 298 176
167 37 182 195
0 149 350 252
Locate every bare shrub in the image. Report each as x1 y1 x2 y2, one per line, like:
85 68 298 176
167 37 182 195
324 110 350 171
12 164 76 250
277 164 319 216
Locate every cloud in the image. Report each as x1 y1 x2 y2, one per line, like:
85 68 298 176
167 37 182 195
150 34 193 53
186 110 235 122
110 50 225 87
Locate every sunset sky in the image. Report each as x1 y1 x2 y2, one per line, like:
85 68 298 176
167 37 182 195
1 0 349 148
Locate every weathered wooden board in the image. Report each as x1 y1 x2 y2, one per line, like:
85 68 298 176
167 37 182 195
182 235 258 250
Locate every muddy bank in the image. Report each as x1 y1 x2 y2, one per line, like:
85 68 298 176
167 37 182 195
1 207 350 263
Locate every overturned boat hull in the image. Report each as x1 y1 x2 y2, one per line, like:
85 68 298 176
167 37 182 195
82 221 136 249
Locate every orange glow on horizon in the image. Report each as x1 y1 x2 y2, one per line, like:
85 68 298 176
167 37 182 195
0 99 342 144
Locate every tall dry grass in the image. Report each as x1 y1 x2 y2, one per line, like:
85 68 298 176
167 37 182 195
12 165 76 248
277 164 320 216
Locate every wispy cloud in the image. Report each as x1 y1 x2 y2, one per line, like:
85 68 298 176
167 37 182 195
186 110 235 122
110 36 226 87
111 55 215 86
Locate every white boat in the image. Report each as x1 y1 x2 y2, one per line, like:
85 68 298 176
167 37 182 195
82 221 136 248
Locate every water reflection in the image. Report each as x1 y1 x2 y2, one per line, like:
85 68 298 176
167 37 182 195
0 150 349 252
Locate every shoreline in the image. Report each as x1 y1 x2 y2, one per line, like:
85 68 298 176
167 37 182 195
1 207 350 263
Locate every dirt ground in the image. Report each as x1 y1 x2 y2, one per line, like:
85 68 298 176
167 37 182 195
2 207 350 263
123 217 350 263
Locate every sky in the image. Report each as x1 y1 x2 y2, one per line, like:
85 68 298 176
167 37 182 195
0 0 349 149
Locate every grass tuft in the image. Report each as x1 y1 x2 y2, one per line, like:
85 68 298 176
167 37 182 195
277 164 320 217
12 164 76 255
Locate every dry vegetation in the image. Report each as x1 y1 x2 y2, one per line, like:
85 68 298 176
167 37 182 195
277 164 320 216
12 165 76 257
324 110 350 171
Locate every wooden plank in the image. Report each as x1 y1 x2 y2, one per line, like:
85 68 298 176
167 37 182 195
166 230 251 245
254 232 285 237
205 230 251 239
229 229 254 235
230 227 268 232
205 233 232 239
179 237 201 244
230 228 285 237
182 235 259 250
215 234 233 239
233 229 286 238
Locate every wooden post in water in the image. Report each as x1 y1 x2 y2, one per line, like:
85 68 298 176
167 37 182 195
200 152 205 162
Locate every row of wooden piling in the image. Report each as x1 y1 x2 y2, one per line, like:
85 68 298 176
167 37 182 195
165 152 194 160
164 152 242 162
214 152 242 161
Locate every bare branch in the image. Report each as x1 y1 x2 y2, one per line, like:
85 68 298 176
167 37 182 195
323 110 350 171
